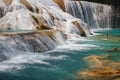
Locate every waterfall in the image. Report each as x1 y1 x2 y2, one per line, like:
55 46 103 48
64 0 112 29
0 0 90 36
0 0 91 62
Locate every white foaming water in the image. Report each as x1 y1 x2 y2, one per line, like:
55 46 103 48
57 44 98 51
0 35 97 71
0 52 67 71
56 37 99 52
91 28 112 35
67 37 93 42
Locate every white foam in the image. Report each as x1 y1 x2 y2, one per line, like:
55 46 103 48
0 64 25 71
67 37 93 42
57 44 99 51
0 53 67 71
91 28 112 32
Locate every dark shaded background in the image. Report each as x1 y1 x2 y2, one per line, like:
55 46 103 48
74 0 120 8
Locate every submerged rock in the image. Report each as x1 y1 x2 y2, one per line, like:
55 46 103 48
80 68 119 76
76 55 120 80
107 48 118 52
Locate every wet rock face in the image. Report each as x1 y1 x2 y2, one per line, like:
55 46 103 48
0 7 4 18
76 55 120 80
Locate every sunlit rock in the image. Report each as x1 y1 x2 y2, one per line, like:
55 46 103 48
53 0 65 11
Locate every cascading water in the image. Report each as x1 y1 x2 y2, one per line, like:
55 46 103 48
0 0 90 34
0 0 120 80
0 30 66 62
64 0 112 29
0 0 91 62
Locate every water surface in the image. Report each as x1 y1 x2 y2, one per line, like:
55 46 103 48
0 29 120 80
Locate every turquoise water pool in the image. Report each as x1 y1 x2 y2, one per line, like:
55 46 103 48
0 29 120 80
